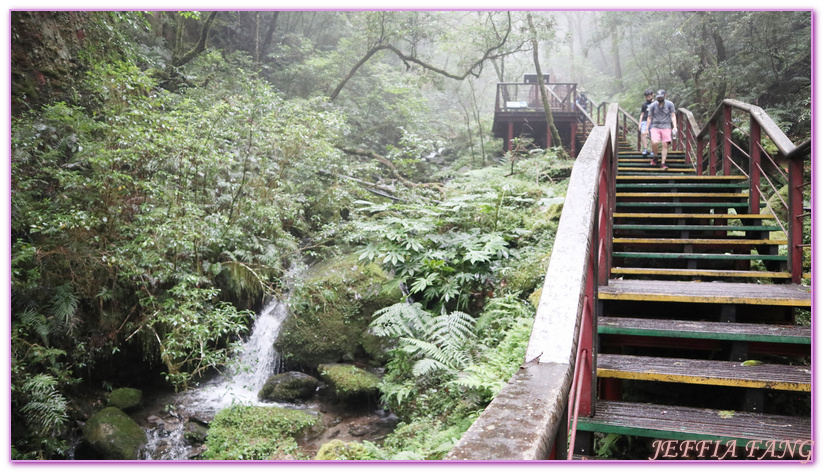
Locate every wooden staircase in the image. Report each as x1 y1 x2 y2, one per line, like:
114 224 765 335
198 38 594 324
575 146 812 460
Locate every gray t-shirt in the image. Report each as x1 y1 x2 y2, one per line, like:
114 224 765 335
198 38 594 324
648 100 676 129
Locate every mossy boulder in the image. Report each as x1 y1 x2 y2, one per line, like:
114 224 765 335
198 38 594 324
107 388 142 412
276 254 402 369
315 439 383 460
201 405 320 460
258 372 319 402
82 407 147 460
318 363 380 402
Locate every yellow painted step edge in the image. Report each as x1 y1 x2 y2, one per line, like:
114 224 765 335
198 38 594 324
597 368 810 392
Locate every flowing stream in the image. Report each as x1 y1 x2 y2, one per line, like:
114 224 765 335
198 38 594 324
141 298 292 460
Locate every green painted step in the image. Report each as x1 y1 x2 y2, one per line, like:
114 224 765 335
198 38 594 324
576 401 811 453
616 202 750 208
616 183 748 189
613 252 785 261
598 317 810 344
614 224 780 231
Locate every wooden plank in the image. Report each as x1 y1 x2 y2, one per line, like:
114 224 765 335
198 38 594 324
610 267 791 279
614 224 780 231
613 238 786 245
619 168 695 173
598 279 811 307
613 213 775 219
614 252 786 261
577 401 811 448
597 354 810 391
616 183 748 189
617 175 747 181
616 192 748 198
616 202 750 208
598 317 810 344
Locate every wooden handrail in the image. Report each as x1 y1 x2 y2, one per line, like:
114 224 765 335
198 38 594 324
695 99 797 156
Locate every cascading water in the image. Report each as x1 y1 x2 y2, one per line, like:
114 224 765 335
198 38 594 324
141 298 292 460
180 298 290 415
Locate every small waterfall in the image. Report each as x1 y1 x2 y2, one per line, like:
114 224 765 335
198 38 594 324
141 298 291 460
179 298 290 416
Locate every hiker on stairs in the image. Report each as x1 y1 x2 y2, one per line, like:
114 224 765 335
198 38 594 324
646 89 677 170
639 89 654 157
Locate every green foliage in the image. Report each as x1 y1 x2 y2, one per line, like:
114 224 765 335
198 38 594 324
315 439 385 460
201 405 317 460
372 303 475 378
379 416 479 460
147 279 251 390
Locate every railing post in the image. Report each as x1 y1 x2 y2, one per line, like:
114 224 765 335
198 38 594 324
697 136 704 176
507 121 514 152
723 104 732 176
684 118 692 166
749 117 762 215
710 120 718 176
788 157 804 284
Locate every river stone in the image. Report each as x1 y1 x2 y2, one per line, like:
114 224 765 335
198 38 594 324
184 420 209 444
107 388 142 411
82 407 147 460
318 364 380 402
259 371 319 402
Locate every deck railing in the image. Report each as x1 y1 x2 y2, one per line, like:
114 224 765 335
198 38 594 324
495 82 579 113
446 104 619 460
679 99 811 283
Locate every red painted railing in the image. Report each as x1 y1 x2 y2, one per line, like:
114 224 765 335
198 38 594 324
495 82 579 113
679 100 811 283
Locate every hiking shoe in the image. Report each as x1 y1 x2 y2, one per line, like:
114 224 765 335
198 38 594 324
650 157 658 166
642 150 648 156
660 164 669 170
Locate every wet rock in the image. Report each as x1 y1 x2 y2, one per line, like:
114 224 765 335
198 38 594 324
258 371 319 402
184 420 208 444
318 363 380 404
315 439 381 460
107 388 142 412
82 407 147 460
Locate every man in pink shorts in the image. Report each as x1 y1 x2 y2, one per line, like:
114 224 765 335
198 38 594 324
645 89 677 170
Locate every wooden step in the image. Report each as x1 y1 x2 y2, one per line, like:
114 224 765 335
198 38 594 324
616 202 750 209
610 267 792 279
617 175 747 181
616 183 747 189
619 168 695 173
613 238 787 245
614 224 780 231
598 279 811 307
598 317 810 345
598 354 810 391
613 213 775 219
576 401 811 452
619 158 687 163
613 252 785 262
616 192 747 198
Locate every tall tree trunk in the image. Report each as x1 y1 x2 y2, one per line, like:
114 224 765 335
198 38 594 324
527 14 561 148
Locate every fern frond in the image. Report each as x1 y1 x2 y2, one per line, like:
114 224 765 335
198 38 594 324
371 302 431 339
411 357 450 377
19 374 69 435
50 285 79 334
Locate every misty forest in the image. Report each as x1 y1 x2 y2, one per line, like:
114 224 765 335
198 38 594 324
9 10 811 460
